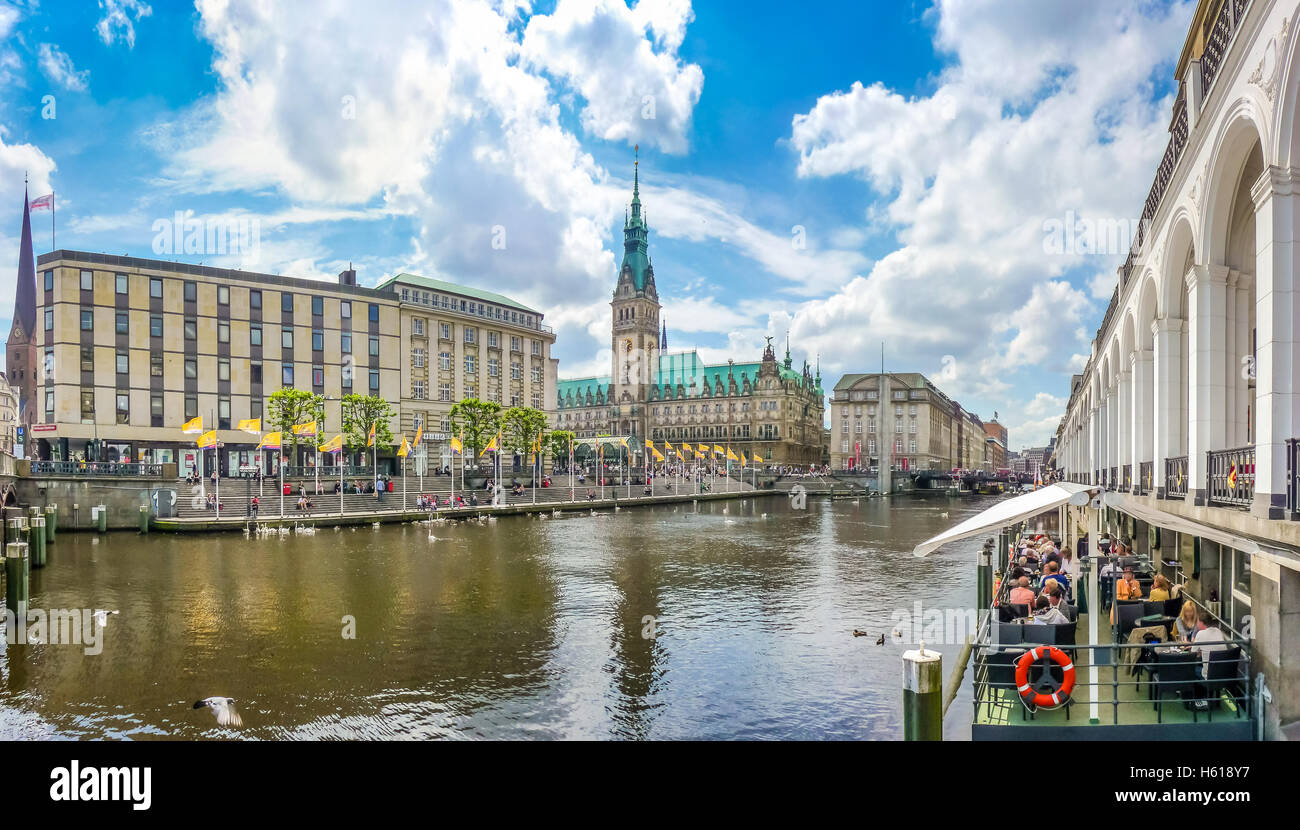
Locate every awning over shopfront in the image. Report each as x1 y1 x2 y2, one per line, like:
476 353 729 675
912 482 1089 557
1102 490 1300 574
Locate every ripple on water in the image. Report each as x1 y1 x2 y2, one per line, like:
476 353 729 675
0 496 992 739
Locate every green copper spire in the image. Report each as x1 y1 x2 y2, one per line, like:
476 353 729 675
618 144 653 294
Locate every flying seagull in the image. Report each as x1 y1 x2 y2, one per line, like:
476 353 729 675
193 697 243 727
93 609 119 627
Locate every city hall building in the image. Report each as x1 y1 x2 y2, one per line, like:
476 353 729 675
9 241 554 475
555 158 826 466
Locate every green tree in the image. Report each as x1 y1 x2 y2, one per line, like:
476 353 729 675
501 406 548 463
341 394 396 454
448 398 502 464
268 388 324 461
547 430 575 469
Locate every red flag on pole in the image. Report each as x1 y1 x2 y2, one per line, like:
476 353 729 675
30 194 53 211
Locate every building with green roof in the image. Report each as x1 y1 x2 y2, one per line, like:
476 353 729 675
556 152 825 465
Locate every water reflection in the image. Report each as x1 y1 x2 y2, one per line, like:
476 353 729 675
0 495 997 739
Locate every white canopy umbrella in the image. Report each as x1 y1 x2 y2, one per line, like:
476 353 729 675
912 482 1090 557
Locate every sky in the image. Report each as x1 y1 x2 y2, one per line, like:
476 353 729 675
0 0 1195 451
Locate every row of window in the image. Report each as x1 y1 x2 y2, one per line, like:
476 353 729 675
56 270 382 322
54 307 384 357
54 367 383 426
839 389 926 402
838 440 918 454
416 351 539 380
398 287 540 331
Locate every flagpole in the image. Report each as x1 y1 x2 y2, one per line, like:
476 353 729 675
339 448 344 516
51 190 55 250
402 453 406 512
279 447 284 518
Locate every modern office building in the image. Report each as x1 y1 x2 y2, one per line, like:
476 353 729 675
21 248 553 475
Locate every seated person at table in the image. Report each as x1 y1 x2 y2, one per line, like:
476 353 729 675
1040 561 1069 594
1149 574 1172 603
1009 576 1036 608
1175 600 1203 643
1032 595 1069 625
1115 566 1143 601
1043 546 1063 569
1042 579 1065 608
1192 609 1228 679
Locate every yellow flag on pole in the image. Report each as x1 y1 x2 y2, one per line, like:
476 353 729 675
482 434 498 455
753 451 764 463
237 418 261 434
652 448 665 462
413 424 423 448
319 434 344 454
645 438 654 449
367 420 377 448
713 445 724 456
726 447 738 462
450 436 463 455
182 416 203 434
292 421 317 437
397 436 411 458
196 430 218 448
257 432 282 450
697 443 708 455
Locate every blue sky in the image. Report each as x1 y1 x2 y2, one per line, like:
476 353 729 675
0 0 1194 449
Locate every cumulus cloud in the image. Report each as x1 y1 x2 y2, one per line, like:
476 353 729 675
786 0 1193 422
520 0 703 153
96 0 152 49
37 43 88 92
166 0 865 374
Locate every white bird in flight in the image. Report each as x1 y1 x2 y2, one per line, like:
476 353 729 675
93 609 119 627
193 697 243 727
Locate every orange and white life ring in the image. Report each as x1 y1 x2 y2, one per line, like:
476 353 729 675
1014 645 1075 708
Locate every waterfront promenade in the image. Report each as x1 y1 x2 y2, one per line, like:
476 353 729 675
156 483 780 532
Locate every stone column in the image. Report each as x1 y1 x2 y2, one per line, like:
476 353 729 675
1117 368 1132 487
1186 263 1229 505
1131 348 1153 490
1249 167 1298 519
1151 317 1184 496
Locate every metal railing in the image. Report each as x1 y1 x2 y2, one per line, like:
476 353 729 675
282 465 377 478
31 461 163 477
1138 461 1153 496
1207 446 1254 508
1165 455 1188 498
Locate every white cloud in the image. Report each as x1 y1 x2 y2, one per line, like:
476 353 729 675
1004 392 1067 450
786 0 1193 406
166 0 866 370
36 43 89 92
96 0 152 49
520 0 702 153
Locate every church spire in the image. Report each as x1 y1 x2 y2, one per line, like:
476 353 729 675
660 319 667 350
10 184 36 341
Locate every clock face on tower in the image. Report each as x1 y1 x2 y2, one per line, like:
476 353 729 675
10 321 23 342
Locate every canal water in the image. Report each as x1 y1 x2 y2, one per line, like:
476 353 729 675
0 494 998 740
